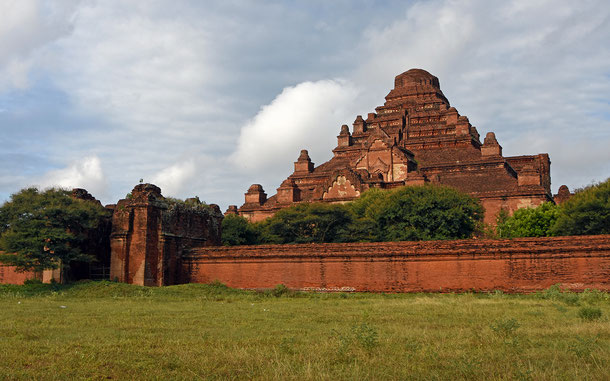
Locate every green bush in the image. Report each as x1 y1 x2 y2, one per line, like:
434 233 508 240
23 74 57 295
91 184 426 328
490 318 520 337
223 185 483 244
222 214 259 246
496 202 559 238
578 307 603 321
372 185 483 241
551 178 610 236
256 202 353 244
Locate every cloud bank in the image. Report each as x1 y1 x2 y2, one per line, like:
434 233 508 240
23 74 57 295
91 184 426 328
232 79 359 173
0 0 609 209
38 156 107 197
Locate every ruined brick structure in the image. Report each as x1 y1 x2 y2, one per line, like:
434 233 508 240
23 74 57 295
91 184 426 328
109 184 223 286
183 235 610 293
235 69 563 224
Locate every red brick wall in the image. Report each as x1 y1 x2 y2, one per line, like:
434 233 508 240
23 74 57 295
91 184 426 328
182 235 610 293
0 266 38 285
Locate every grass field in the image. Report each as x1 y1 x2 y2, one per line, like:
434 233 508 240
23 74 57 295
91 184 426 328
0 281 608 380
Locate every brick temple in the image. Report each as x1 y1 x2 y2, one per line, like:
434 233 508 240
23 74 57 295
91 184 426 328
233 69 557 224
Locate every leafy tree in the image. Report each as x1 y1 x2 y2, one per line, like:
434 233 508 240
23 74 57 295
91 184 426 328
551 178 610 236
221 214 259 246
257 203 354 244
373 185 483 241
496 202 560 238
349 188 389 220
0 188 108 272
221 185 483 244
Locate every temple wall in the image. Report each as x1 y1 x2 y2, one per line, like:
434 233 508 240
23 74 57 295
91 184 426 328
182 235 610 293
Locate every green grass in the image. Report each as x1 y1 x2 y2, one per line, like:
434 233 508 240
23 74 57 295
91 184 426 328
1 281 609 380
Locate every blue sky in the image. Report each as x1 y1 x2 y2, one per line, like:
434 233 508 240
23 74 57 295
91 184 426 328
1 0 609 210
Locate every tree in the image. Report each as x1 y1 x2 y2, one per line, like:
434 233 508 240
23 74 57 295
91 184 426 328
221 214 259 246
221 185 483 245
496 202 559 238
373 185 483 241
0 188 108 272
257 202 354 244
551 178 610 236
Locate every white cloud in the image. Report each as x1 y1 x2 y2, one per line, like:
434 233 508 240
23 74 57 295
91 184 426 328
150 160 197 198
1 0 609 209
0 0 79 90
38 156 107 197
51 1 215 134
231 79 359 174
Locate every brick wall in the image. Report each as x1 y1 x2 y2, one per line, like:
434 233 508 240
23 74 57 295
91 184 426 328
0 265 61 285
182 235 610 293
0 266 37 284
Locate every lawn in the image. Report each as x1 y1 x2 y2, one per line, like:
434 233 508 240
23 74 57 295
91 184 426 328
0 281 608 380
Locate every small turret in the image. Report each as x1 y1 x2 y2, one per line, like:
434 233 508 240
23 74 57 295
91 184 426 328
554 185 572 204
294 149 314 173
244 184 267 205
225 205 238 216
353 115 367 134
277 179 299 203
337 124 352 147
481 132 503 156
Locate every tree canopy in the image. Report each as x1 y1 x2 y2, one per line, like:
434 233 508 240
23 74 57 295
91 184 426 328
256 203 354 244
496 202 560 238
370 185 483 241
0 188 109 272
222 214 259 246
223 184 484 245
550 178 610 236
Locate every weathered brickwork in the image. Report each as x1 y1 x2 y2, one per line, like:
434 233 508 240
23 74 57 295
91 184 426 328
182 235 610 293
0 263 64 285
237 69 567 224
110 184 223 286
0 266 37 284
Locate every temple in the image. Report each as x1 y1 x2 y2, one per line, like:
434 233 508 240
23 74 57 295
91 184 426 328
233 69 555 224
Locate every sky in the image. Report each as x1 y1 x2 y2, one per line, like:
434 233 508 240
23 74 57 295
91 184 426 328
1 0 609 210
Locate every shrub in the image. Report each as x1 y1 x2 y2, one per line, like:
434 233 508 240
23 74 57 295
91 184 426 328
551 178 610 236
221 214 259 246
490 318 520 337
578 307 603 321
364 185 483 241
496 202 559 238
257 203 353 244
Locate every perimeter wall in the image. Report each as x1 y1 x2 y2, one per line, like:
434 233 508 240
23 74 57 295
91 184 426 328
182 235 610 293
